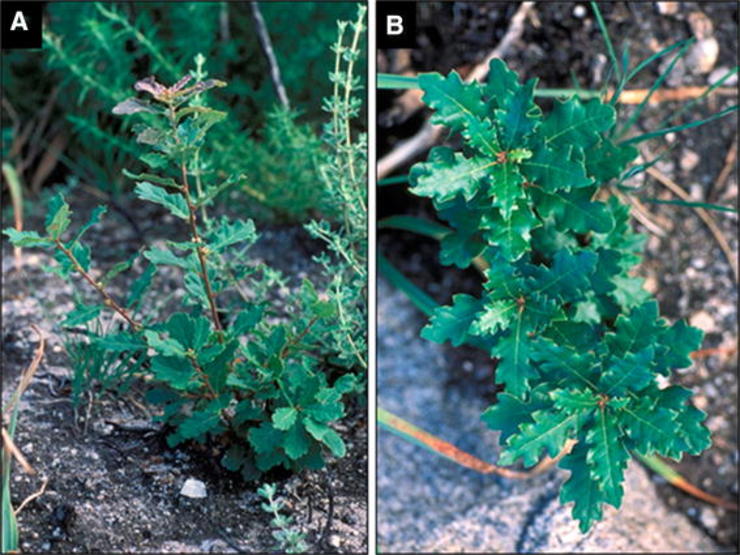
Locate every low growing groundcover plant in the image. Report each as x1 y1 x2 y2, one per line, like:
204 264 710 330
4 67 364 481
378 54 736 532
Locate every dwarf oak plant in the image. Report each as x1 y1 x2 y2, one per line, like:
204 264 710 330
4 71 360 480
405 59 710 532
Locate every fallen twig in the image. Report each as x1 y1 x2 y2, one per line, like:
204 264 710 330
607 85 737 105
250 1 289 109
691 343 737 360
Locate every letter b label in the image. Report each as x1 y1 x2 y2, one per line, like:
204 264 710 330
387 15 404 36
378 2 416 49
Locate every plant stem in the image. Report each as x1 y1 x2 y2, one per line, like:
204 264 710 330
180 161 223 332
188 355 217 399
342 10 364 185
279 316 319 359
54 239 141 330
167 102 223 332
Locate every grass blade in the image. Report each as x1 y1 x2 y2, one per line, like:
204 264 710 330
637 453 738 511
378 215 451 240
620 104 738 145
590 2 621 85
610 39 693 107
377 73 419 89
377 72 601 99
2 326 44 554
378 252 437 316
637 198 737 213
659 66 739 128
616 144 678 188
617 39 694 138
377 174 409 186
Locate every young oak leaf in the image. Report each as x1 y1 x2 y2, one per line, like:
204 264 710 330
520 144 593 192
489 314 537 397
483 58 521 109
617 396 687 458
134 181 189 220
493 77 542 148
480 202 540 261
488 161 525 219
410 146 494 204
604 300 664 358
498 408 580 467
417 71 486 132
585 408 630 508
540 97 615 150
421 293 485 347
550 388 600 412
598 346 655 396
559 439 607 533
481 384 551 444
533 187 614 235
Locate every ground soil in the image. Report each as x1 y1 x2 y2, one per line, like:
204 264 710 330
378 1 737 548
2 193 367 554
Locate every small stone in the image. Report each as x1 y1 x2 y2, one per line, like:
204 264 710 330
329 534 342 548
689 310 716 333
180 478 207 499
693 394 708 411
700 507 718 529
708 66 738 87
691 257 707 270
686 38 719 75
656 2 679 15
643 274 658 294
688 12 714 40
680 149 700 172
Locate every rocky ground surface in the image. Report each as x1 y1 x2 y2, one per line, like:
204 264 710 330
378 1 737 552
2 195 367 554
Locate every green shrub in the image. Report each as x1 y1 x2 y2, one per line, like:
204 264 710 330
4 35 365 478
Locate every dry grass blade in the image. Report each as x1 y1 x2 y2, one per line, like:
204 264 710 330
13 476 48 517
712 136 737 200
1 163 24 272
611 186 669 237
378 407 576 479
0 429 34 475
645 165 738 282
3 325 45 418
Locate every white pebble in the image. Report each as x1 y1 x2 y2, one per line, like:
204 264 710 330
180 478 207 498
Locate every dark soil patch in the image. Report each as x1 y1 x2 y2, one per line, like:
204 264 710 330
2 192 367 553
378 1 737 547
